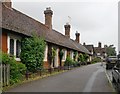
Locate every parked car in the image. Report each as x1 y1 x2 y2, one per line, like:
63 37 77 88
112 60 120 93
106 56 117 70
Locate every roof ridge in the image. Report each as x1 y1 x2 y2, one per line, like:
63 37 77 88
8 6 50 31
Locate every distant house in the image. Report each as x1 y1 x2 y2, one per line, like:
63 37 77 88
83 43 95 61
1 1 91 69
83 42 107 61
94 42 107 59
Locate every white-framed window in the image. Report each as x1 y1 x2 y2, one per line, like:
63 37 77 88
16 40 21 58
62 49 67 61
8 34 21 61
10 39 14 56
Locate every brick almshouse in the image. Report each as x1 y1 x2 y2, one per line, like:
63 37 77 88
0 1 91 69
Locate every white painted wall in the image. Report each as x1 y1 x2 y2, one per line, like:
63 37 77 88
54 48 59 67
70 51 74 60
43 44 48 61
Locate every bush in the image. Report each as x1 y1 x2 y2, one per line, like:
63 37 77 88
78 54 84 62
72 61 80 67
91 57 101 64
1 52 26 85
64 56 73 66
20 33 46 72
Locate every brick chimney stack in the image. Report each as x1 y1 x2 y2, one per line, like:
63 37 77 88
64 23 71 38
83 42 86 45
98 42 101 48
44 7 53 31
2 0 12 8
75 31 80 43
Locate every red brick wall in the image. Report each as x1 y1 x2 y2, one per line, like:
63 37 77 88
43 61 50 69
2 32 7 53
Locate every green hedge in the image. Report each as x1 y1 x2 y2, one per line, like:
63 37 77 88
1 51 26 85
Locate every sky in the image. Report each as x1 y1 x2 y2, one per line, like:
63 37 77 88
11 0 119 53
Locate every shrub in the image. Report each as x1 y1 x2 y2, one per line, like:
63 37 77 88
59 49 64 66
1 52 26 85
91 57 101 64
20 33 46 72
73 51 78 61
78 54 84 62
83 54 89 62
64 56 73 66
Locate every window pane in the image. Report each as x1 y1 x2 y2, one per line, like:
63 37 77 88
10 39 14 56
16 40 21 58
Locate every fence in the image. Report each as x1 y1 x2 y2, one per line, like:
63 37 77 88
0 64 10 87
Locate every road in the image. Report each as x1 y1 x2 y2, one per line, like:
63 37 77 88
6 63 115 92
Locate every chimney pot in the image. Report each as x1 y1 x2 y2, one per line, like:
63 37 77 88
44 7 53 31
98 42 102 48
83 42 86 45
75 31 80 43
64 23 71 38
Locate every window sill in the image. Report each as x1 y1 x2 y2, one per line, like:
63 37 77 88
15 58 21 61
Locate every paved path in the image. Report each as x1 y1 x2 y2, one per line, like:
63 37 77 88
6 63 115 92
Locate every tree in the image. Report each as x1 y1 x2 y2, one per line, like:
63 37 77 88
106 45 116 56
20 33 46 72
73 51 77 61
78 53 84 62
83 53 89 62
59 49 64 66
51 48 56 67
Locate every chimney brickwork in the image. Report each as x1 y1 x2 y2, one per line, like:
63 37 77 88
98 42 101 48
44 7 53 31
64 23 71 38
2 0 11 8
75 32 80 43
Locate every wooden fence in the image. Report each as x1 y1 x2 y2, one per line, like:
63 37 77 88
0 64 10 87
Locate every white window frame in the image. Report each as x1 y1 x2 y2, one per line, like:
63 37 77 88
70 51 74 60
62 49 67 61
7 34 21 61
44 44 48 61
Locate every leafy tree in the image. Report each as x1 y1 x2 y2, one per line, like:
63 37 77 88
106 45 116 56
73 51 78 61
59 49 64 66
78 53 84 62
20 34 46 72
51 48 56 67
64 55 74 66
83 53 89 62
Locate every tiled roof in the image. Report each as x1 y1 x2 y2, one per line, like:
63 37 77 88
84 45 94 51
94 47 105 54
1 4 90 54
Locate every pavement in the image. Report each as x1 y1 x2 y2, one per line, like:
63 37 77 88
5 62 115 92
102 62 116 92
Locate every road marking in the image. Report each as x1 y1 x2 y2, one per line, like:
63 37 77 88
83 68 104 92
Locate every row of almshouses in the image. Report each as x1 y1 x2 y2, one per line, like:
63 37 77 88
0 1 91 69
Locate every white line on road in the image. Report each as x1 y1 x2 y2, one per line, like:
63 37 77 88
82 67 104 92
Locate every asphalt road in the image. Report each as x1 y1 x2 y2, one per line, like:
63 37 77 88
6 63 115 92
